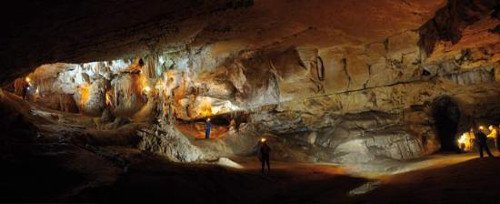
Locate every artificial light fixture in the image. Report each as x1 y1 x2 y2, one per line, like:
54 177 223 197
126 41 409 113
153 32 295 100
143 86 151 93
25 77 32 86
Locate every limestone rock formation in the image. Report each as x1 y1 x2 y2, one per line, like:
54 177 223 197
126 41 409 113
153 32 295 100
1 0 499 165
137 126 204 162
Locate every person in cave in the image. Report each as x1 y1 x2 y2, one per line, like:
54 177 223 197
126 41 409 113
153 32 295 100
474 126 494 158
487 125 499 151
205 118 212 139
21 83 29 100
258 138 271 174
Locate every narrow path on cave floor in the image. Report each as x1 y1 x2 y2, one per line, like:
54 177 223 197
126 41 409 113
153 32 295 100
225 152 500 203
230 152 485 178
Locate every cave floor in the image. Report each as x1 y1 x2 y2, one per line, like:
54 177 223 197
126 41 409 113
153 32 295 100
5 139 498 203
3 91 500 203
57 151 500 203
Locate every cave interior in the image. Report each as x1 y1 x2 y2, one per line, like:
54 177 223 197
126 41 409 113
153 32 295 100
0 0 499 203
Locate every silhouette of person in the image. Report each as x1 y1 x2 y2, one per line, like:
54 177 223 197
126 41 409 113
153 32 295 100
475 126 494 158
258 138 271 174
488 125 499 151
205 118 212 139
22 83 29 100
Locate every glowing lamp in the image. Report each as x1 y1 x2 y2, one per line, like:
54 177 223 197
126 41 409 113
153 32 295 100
143 86 151 93
479 126 485 130
25 77 32 86
207 118 211 122
457 132 473 151
260 138 266 143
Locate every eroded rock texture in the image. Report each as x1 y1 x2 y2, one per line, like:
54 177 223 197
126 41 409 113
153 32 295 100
2 0 499 164
418 0 498 54
137 126 204 162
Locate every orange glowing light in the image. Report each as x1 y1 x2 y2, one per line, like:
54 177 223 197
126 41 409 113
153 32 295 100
135 71 149 94
143 86 151 93
260 138 266 143
200 99 213 117
487 125 497 139
105 91 112 106
25 77 33 86
458 131 474 151
79 84 90 107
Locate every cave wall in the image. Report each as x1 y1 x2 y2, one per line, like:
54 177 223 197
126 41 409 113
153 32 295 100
21 59 155 118
19 20 499 163
156 11 499 162
4 0 499 164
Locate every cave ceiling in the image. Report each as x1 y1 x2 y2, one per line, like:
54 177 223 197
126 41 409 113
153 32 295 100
0 0 448 83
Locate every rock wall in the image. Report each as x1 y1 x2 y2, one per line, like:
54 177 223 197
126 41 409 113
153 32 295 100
148 25 498 163
418 0 498 55
17 23 499 164
8 0 498 164
23 59 155 118
137 125 204 162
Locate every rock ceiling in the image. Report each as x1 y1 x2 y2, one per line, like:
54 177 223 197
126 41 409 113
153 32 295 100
1 0 448 83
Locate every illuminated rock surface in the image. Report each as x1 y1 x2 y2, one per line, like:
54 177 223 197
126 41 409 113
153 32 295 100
0 0 499 202
2 0 498 163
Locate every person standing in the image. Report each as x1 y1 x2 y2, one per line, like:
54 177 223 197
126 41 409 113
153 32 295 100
22 83 29 100
205 118 212 139
475 127 494 158
488 125 499 151
258 138 271 174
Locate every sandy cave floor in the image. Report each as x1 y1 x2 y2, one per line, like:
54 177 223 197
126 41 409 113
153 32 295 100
3 92 500 203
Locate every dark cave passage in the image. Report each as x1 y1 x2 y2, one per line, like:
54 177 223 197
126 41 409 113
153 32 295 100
432 96 461 152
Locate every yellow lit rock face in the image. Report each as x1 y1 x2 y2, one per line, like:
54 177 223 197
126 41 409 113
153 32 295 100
4 0 499 164
79 84 90 108
105 91 112 107
199 98 213 118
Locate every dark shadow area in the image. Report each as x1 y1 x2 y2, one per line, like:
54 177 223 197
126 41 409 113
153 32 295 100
432 96 461 152
357 157 500 204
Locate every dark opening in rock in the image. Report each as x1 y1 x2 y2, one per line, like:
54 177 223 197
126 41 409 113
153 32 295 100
432 96 461 152
422 68 432 76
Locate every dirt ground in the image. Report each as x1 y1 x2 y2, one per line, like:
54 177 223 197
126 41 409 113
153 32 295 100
357 155 500 203
70 152 500 203
3 90 500 203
